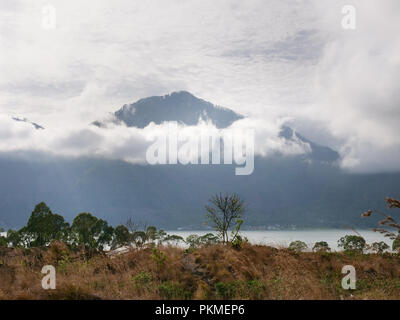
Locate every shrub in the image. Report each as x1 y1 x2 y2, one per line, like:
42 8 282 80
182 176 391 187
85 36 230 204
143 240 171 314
215 281 237 299
230 235 248 250
371 241 389 254
132 271 153 294
288 240 308 252
158 281 191 300
186 233 220 249
338 235 366 253
215 280 266 299
0 236 7 248
393 235 400 252
313 241 331 252
150 248 167 267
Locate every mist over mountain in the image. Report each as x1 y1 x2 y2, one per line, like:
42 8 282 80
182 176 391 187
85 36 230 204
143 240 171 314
94 91 339 164
0 92 399 230
279 125 339 163
12 117 44 130
94 91 243 129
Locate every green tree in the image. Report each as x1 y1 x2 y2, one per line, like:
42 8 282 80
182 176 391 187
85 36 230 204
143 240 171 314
338 235 366 253
289 240 308 252
111 225 131 249
6 229 22 247
0 235 7 247
24 202 70 247
313 241 331 252
205 193 245 244
71 212 113 250
132 231 147 247
163 234 185 246
145 226 158 243
371 241 389 254
393 235 400 252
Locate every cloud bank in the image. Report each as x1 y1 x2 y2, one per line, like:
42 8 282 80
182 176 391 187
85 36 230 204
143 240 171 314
0 0 399 173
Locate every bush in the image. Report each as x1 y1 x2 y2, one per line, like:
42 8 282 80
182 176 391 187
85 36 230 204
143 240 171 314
0 236 7 247
288 240 308 252
150 248 167 267
132 271 153 294
338 235 366 253
215 281 237 299
186 233 219 249
313 241 331 252
215 280 266 299
158 281 191 300
230 235 248 250
393 235 400 252
371 241 389 254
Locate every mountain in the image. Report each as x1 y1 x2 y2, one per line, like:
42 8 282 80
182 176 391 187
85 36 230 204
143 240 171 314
0 92 399 230
95 91 339 164
279 126 339 162
94 91 243 129
12 117 44 130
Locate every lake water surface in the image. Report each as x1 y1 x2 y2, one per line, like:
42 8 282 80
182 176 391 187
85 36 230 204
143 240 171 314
167 229 390 251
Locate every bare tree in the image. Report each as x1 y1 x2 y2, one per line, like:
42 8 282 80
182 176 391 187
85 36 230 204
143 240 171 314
205 193 245 244
125 217 140 234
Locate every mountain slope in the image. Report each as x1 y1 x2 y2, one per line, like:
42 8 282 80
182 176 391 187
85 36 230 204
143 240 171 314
0 92 398 230
96 91 243 129
95 91 340 164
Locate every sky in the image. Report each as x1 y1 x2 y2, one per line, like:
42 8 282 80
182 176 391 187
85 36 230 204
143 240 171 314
0 0 399 173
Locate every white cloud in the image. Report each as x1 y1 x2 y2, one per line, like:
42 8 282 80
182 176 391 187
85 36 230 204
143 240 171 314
0 0 399 172
0 114 309 167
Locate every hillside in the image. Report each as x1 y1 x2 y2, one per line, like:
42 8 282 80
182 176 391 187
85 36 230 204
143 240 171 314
1 243 399 300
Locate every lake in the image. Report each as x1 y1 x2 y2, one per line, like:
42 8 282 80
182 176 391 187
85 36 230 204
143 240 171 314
167 229 390 251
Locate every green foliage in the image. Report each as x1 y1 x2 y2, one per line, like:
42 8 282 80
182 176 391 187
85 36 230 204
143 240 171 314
371 241 389 254
393 234 400 252
338 235 366 253
163 234 185 246
230 235 248 250
111 225 131 249
24 202 70 247
6 229 25 247
215 281 237 299
132 231 147 247
71 212 114 250
158 281 191 300
313 241 331 252
215 280 266 299
288 240 308 252
150 247 167 267
0 236 7 247
145 226 157 243
132 271 153 285
186 233 220 249
132 271 153 294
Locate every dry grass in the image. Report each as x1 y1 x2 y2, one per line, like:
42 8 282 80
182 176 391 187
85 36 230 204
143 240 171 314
0 241 400 300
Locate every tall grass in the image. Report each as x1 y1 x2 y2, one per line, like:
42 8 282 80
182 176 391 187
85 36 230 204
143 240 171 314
0 242 399 300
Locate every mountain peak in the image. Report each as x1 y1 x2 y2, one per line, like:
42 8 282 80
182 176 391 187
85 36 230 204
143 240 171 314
96 91 243 129
12 117 44 130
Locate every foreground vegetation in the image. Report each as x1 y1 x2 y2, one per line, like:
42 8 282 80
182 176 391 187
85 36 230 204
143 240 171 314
1 242 400 300
0 194 400 300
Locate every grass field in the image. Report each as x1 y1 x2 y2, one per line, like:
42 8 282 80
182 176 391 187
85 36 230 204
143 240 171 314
0 241 400 300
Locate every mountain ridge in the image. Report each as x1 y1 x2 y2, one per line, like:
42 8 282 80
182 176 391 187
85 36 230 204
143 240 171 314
94 91 339 163
94 91 244 129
